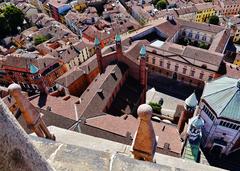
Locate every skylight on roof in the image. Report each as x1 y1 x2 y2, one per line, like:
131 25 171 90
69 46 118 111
150 40 165 48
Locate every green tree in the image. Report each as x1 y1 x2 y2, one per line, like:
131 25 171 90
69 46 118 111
34 35 49 45
153 0 159 5
156 0 167 9
0 14 9 38
199 42 209 49
148 102 162 114
3 5 24 34
208 15 219 25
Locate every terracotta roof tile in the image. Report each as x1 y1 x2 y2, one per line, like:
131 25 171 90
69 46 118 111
78 64 128 118
30 94 79 121
85 114 183 154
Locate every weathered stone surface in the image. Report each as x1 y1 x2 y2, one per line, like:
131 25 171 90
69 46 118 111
111 153 172 171
31 136 111 171
31 126 226 171
47 126 128 154
0 98 53 171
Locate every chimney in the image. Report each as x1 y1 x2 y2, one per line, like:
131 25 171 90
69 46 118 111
94 37 104 74
139 45 147 104
115 34 122 61
132 104 157 162
8 83 55 140
178 91 198 134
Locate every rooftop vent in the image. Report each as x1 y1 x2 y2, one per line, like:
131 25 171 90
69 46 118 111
111 71 117 80
97 89 104 99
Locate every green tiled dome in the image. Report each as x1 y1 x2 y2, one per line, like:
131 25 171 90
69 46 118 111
202 76 240 121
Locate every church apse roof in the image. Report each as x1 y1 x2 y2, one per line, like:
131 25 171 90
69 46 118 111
202 76 240 121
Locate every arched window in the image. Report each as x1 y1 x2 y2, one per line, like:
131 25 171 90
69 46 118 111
195 33 200 40
202 35 207 41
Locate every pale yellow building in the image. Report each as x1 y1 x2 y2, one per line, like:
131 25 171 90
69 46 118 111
194 3 216 23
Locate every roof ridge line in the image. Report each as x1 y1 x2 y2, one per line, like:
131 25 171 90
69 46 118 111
203 85 236 98
218 90 238 117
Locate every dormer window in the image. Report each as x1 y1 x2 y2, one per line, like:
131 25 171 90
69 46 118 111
97 89 104 99
152 57 156 64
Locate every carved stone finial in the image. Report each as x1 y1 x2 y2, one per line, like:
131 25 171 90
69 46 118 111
132 104 157 162
8 83 55 140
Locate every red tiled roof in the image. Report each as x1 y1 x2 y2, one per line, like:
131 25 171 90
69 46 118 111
225 62 240 79
85 114 183 154
30 94 79 121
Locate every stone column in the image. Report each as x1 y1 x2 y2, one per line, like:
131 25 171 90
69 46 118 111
0 97 54 171
132 104 157 162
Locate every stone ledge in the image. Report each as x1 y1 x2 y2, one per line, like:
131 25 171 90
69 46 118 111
31 136 111 171
30 126 226 171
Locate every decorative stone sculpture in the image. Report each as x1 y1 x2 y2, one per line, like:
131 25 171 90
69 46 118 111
8 83 55 140
0 97 54 171
132 104 157 161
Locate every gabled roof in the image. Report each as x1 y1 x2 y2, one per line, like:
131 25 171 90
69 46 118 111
202 76 240 121
56 67 85 87
78 64 128 118
85 114 183 154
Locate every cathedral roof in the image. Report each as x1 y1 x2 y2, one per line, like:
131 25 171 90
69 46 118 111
202 76 240 121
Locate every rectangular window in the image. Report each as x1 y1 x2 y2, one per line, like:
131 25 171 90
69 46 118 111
152 58 155 64
190 70 195 77
159 61 163 67
203 105 214 121
183 68 187 74
167 63 171 69
199 73 204 79
188 32 192 38
220 121 224 126
175 65 179 72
